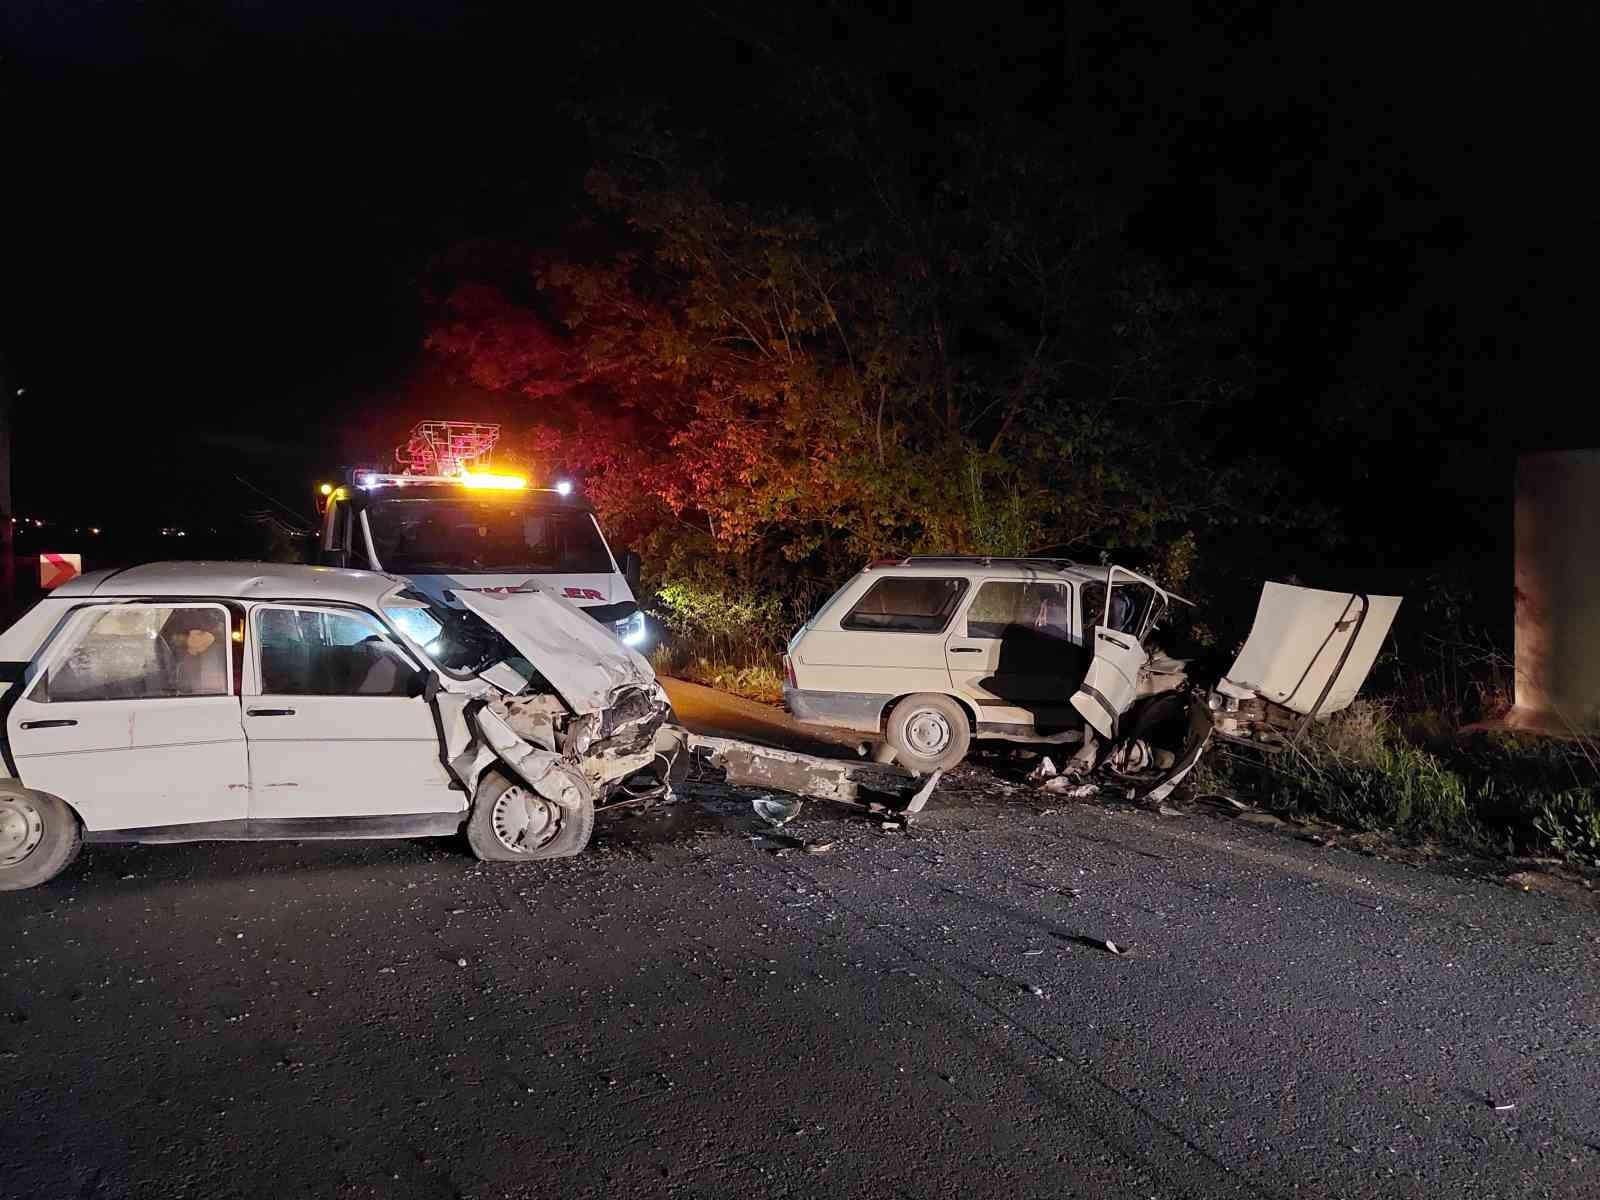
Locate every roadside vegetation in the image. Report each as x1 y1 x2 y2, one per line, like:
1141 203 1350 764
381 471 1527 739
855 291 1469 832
1199 636 1600 868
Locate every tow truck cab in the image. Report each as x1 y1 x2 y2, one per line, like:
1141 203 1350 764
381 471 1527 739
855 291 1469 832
318 474 646 647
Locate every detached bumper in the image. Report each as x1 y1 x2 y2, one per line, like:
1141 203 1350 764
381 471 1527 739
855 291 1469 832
783 687 891 734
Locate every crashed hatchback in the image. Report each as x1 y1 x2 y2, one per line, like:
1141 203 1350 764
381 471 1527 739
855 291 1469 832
0 563 671 890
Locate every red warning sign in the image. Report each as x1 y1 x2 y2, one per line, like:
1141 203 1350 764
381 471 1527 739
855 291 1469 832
40 553 82 590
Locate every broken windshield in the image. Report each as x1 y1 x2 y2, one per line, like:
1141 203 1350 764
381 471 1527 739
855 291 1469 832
365 498 613 575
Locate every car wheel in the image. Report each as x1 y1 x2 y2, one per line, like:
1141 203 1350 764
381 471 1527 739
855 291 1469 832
885 693 971 772
466 769 595 863
0 790 82 892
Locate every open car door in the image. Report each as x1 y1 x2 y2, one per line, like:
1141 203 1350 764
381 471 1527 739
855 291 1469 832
1070 567 1182 740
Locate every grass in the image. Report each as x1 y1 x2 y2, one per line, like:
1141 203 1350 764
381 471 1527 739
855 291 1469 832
650 643 786 703
1203 699 1600 866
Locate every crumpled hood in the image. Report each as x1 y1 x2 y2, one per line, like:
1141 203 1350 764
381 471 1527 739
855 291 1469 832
457 586 657 714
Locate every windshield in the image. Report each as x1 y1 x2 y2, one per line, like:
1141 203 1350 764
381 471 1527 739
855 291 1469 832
383 588 528 680
365 498 613 575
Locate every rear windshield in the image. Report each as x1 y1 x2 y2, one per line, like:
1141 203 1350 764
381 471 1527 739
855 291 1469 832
841 577 968 633
366 498 613 575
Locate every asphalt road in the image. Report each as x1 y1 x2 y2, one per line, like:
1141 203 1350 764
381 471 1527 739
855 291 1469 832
3 693 1598 1198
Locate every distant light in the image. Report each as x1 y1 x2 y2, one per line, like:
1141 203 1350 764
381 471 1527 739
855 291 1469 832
460 470 528 491
90 527 100 535
319 483 334 496
15 388 23 396
555 480 574 496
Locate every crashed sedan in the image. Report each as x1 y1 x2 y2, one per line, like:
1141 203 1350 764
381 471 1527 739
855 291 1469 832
0 563 671 890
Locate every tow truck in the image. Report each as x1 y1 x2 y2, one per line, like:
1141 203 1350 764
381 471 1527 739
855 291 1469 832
316 421 646 646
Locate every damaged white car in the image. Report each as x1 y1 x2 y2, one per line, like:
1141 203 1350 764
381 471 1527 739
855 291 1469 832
783 557 1401 800
0 563 671 890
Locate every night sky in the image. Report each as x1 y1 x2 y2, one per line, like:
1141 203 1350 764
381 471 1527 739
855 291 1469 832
4 3 1596 602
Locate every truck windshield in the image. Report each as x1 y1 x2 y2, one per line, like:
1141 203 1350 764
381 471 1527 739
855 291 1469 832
365 498 613 575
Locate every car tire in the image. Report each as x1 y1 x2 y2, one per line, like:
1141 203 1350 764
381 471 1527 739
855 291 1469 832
885 693 971 773
466 769 595 863
0 790 82 892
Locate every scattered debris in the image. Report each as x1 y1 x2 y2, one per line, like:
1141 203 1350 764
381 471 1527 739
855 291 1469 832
1027 757 1059 784
1023 948 1045 956
1040 777 1098 798
903 769 943 815
1025 983 1045 998
1098 939 1128 956
1156 804 1185 818
1492 1101 1517 1112
803 840 836 854
1107 739 1176 773
456 957 468 968
752 795 803 827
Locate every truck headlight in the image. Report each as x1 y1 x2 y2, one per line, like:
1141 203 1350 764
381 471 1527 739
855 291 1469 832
615 610 647 647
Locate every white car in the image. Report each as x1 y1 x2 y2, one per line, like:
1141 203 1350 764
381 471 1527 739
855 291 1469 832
783 557 1188 771
0 562 671 890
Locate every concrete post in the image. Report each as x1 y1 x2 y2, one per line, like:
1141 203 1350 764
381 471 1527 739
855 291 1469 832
1510 449 1600 734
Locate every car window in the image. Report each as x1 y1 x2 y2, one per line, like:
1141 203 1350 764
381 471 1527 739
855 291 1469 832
256 607 418 697
841 577 968 633
42 604 231 702
1081 580 1156 639
964 582 1075 642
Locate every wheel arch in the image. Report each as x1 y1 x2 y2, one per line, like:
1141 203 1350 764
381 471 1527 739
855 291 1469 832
0 780 85 830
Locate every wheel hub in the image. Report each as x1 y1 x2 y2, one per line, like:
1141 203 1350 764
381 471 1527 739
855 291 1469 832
489 784 561 854
905 709 952 756
0 796 44 867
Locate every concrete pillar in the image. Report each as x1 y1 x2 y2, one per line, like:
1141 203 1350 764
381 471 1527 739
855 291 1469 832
1511 449 1600 734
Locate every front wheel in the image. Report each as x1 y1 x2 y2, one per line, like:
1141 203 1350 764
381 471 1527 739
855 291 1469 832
466 769 595 863
0 790 82 891
885 693 971 773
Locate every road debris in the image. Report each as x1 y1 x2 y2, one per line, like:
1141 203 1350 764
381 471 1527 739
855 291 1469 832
1027 757 1059 784
803 840 836 854
903 769 943 815
752 795 803 827
1098 940 1128 956
1040 777 1098 798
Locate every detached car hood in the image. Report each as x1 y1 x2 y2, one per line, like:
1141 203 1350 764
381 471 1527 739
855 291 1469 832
457 587 658 713
1218 583 1402 716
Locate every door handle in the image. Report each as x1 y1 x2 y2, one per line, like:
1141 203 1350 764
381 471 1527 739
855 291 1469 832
949 647 983 654
19 719 77 730
247 708 296 717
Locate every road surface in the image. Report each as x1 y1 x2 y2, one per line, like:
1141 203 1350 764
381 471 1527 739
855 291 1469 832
2 688 1596 1199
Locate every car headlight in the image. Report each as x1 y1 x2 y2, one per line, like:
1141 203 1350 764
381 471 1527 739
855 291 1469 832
615 610 647 647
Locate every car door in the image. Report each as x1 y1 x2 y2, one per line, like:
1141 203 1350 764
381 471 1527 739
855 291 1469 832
945 579 1084 731
5 602 248 832
1071 569 1159 739
243 604 463 821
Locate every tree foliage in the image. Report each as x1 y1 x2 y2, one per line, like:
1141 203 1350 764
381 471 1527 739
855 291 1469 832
424 47 1335 613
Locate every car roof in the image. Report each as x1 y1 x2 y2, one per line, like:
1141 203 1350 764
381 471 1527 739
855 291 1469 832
52 562 405 606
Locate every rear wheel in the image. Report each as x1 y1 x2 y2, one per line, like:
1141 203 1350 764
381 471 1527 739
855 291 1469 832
885 693 971 772
466 769 595 863
0 790 82 892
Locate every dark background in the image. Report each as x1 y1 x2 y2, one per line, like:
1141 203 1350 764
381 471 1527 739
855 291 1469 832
3 2 1595 631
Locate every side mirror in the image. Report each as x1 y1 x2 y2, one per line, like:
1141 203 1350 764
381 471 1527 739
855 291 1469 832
620 550 643 596
406 667 433 699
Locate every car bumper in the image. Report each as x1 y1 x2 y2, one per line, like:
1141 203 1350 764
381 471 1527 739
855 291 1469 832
783 687 891 733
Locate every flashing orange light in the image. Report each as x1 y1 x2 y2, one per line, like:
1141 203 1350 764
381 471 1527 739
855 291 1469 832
319 483 334 496
460 470 528 491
